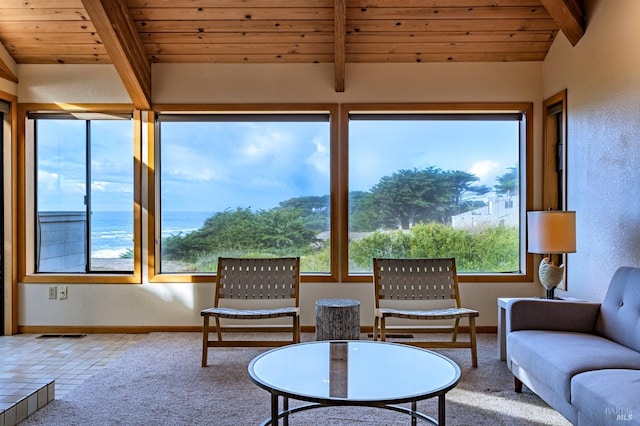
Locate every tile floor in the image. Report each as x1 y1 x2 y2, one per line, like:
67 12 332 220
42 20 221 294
0 333 145 426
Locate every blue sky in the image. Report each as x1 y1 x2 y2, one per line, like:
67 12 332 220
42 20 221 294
349 120 519 193
36 119 133 212
36 118 518 213
160 121 331 212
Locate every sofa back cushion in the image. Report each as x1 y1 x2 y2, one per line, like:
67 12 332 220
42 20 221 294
595 267 640 352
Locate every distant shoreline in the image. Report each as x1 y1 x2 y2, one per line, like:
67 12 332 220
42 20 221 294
92 258 189 272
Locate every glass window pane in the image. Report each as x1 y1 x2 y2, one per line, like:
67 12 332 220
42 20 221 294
89 120 134 272
36 120 87 273
159 117 331 274
35 117 134 273
348 117 521 274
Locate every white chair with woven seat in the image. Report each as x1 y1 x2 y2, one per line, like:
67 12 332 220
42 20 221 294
201 257 301 367
372 257 479 367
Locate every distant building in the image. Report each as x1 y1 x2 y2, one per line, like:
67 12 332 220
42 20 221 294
451 196 519 229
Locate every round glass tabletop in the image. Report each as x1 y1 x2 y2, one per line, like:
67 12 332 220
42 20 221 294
248 340 461 405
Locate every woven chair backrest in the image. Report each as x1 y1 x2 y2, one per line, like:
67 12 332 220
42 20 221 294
373 258 460 306
215 257 300 301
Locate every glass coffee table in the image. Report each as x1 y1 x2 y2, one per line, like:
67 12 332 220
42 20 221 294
248 340 461 425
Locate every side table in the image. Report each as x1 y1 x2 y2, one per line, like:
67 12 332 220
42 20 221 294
315 298 360 340
497 297 514 360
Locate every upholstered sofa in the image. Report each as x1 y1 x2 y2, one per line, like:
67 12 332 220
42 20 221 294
505 266 640 425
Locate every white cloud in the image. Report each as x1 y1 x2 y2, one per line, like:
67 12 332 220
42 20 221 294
305 135 330 175
37 170 85 194
91 181 132 193
240 128 294 162
37 170 59 190
469 160 500 182
164 144 225 182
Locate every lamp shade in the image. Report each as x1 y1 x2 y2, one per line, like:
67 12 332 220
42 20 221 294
527 211 576 254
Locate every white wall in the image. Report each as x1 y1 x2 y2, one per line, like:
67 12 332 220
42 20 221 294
17 61 545 329
153 62 539 104
17 64 130 104
543 0 640 302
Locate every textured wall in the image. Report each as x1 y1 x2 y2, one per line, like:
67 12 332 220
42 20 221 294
543 0 640 301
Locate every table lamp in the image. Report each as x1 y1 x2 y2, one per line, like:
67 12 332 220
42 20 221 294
527 210 576 299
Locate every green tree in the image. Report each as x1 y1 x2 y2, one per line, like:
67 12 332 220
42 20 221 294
495 165 519 196
348 222 519 273
349 191 380 231
162 206 319 262
409 222 472 260
370 168 439 229
349 230 413 270
367 167 489 229
278 195 329 233
255 208 318 250
441 170 490 219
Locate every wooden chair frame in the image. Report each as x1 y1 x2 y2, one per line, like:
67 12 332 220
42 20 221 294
372 257 479 367
201 257 301 367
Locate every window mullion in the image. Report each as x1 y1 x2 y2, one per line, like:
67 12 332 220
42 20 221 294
85 120 91 273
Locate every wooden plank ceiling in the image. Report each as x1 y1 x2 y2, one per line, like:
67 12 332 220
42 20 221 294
0 0 584 107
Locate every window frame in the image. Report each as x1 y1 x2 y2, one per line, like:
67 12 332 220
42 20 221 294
148 104 340 283
17 102 533 284
339 103 534 283
18 104 142 284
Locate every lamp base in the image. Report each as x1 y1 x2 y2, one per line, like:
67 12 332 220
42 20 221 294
545 288 555 300
538 257 565 296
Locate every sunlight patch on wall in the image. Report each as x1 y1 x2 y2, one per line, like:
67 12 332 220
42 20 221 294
140 283 194 309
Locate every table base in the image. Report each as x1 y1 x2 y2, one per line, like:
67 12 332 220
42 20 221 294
262 394 445 426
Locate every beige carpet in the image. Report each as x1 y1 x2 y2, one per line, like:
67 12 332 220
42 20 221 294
23 332 570 425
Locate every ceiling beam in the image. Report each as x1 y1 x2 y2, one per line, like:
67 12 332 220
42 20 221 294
0 43 18 83
540 0 585 46
334 0 346 92
81 0 151 109
0 59 18 84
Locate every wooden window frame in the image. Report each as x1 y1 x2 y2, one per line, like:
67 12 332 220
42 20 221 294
542 90 569 290
339 103 534 283
16 102 533 285
18 104 142 284
148 104 339 283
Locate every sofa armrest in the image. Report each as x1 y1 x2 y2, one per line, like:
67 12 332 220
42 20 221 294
506 299 601 334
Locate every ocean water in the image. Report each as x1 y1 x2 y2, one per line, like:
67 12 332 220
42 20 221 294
91 211 212 258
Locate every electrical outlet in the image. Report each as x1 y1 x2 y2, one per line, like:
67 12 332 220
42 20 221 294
58 286 68 300
48 286 57 300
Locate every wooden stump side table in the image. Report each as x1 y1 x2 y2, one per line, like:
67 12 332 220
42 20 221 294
315 298 361 340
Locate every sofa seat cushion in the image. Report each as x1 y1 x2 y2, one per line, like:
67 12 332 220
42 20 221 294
572 369 640 426
508 330 640 403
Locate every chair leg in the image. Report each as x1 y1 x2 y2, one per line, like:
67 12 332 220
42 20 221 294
469 316 478 368
202 315 210 367
380 318 387 342
373 317 379 341
293 315 300 343
451 318 460 342
215 317 223 342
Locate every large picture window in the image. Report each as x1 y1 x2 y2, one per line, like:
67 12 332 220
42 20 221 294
343 104 530 280
21 103 531 284
30 113 135 274
155 108 335 278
